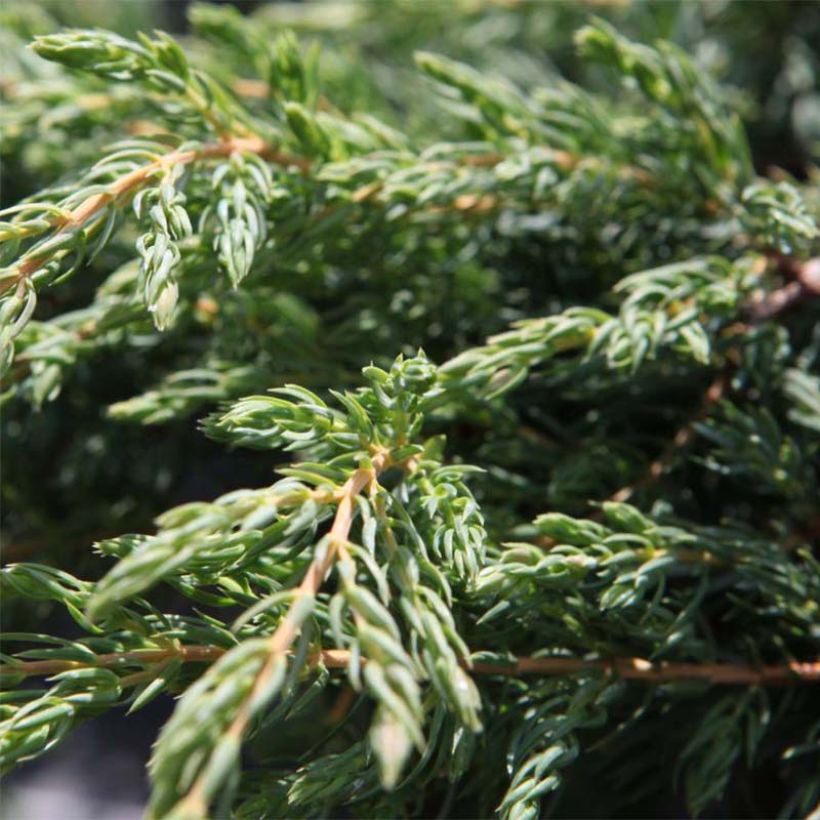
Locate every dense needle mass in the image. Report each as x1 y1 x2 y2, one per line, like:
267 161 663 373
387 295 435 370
1 3 818 818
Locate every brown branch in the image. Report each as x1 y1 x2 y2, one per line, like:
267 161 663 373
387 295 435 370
605 255 820 508
3 107 678 311
607 368 731 506
748 255 820 323
0 644 226 679
5 643 816 688
468 655 820 685
177 448 391 817
327 685 357 724
316 649 818 686
1 136 309 297
232 78 270 98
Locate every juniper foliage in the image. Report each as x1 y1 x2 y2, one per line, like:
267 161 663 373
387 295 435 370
1 2 819 818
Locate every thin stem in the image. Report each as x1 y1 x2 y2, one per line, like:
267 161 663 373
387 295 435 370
1 136 308 295
176 448 391 817
5 644 816 687
315 649 819 686
608 368 730 506
0 644 226 679
748 255 820 322
470 655 820 685
606 256 819 507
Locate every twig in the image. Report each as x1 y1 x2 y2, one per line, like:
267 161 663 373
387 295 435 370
1 136 308 296
471 655 820 685
315 649 819 686
0 644 226 679
312 649 820 685
176 448 391 817
748 256 820 323
605 255 819 507
607 369 730 506
232 78 270 98
6 643 816 689
327 685 357 724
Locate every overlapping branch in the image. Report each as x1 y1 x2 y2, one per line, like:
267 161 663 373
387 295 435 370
1 136 308 294
173 449 390 817
6 645 817 687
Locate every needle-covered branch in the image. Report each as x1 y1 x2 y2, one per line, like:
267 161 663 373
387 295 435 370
2 5 819 819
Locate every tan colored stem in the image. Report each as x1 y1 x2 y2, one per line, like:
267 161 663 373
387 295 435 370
2 136 308 294
178 449 390 816
608 369 729 505
749 256 820 322
606 256 819 508
232 78 270 98
470 655 820 684
0 644 226 679
4 643 816 687
316 649 818 685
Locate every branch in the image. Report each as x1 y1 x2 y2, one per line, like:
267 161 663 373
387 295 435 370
316 650 819 686
176 448 391 817
748 255 820 323
608 368 730 505
7 643 816 688
1 136 309 296
0 644 226 679
606 255 820 506
468 655 820 685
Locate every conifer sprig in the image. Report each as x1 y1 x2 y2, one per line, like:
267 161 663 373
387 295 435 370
1 5 818 818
